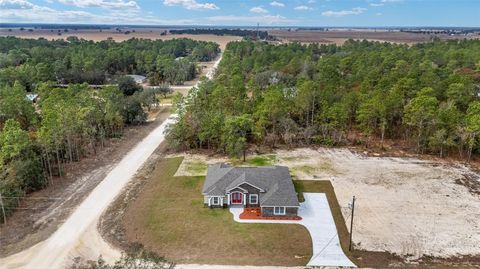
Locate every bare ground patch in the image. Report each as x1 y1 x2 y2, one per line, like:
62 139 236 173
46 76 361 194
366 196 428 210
0 29 241 50
0 106 172 257
269 29 480 45
171 147 480 261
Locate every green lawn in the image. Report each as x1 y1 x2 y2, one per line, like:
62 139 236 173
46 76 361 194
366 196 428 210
184 160 208 175
123 157 312 266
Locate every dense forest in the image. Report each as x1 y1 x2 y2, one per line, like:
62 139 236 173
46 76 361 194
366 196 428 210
167 39 480 160
0 36 218 221
169 28 271 40
0 36 219 88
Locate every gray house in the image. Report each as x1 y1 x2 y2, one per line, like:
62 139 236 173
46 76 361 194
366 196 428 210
202 163 300 218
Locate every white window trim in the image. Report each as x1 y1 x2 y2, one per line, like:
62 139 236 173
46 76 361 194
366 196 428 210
211 197 220 205
249 194 258 204
273 206 286 215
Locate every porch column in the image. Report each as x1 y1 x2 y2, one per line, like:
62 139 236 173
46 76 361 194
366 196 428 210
208 197 211 207
243 193 246 205
227 194 230 205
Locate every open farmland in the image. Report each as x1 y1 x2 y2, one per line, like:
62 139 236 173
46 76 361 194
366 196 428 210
0 28 241 50
269 29 480 45
169 148 480 261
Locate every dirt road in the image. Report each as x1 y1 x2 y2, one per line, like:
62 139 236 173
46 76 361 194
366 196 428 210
0 116 175 269
0 54 222 269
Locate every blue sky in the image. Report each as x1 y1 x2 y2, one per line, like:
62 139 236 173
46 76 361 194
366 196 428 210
0 0 479 27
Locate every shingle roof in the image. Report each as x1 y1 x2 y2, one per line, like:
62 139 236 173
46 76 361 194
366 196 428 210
202 163 299 207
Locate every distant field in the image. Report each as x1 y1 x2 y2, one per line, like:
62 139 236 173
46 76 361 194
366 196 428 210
0 28 241 50
269 29 480 45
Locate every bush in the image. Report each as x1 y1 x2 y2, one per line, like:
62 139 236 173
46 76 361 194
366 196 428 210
122 97 146 125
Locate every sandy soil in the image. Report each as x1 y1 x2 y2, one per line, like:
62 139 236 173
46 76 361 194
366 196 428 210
269 30 480 45
0 28 241 50
0 106 170 257
0 52 223 269
170 148 480 259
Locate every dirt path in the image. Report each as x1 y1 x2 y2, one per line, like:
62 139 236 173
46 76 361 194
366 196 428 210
0 53 222 269
0 106 170 257
0 113 175 269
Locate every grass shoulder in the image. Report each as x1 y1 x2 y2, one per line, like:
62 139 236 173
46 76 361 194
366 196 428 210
122 157 312 266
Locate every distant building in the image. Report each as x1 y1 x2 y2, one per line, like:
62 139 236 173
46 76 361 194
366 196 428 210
126 75 147 84
26 93 39 103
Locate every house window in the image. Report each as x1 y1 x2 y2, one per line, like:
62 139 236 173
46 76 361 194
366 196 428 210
274 207 286 215
212 197 220 205
249 194 258 204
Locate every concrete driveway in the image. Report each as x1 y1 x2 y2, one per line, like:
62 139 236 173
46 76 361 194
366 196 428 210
230 193 356 268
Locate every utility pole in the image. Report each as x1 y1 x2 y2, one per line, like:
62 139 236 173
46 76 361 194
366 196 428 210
256 22 260 40
0 193 6 224
349 195 356 251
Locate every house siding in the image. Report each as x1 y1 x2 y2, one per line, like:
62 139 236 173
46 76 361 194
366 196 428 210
204 195 227 208
261 207 298 218
237 183 261 208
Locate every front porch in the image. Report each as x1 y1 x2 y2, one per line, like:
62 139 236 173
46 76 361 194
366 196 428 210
239 207 302 220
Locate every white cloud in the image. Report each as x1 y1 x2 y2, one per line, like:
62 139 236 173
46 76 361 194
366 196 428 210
307 0 315 3
369 3 384 6
0 0 34 9
0 0 193 24
207 14 292 25
163 0 218 10
376 12 382 16
294 5 312 11
270 1 284 7
250 6 268 13
59 0 139 10
381 0 403 2
322 7 367 17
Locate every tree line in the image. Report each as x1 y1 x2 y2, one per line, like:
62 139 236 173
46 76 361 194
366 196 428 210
0 80 169 221
0 36 208 221
0 36 219 89
166 39 480 160
169 28 271 40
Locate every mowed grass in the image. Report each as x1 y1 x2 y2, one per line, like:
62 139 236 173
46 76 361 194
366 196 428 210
184 160 208 175
231 154 278 166
123 157 312 266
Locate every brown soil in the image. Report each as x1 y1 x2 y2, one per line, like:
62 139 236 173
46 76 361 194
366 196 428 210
269 29 480 45
0 28 241 50
0 106 171 257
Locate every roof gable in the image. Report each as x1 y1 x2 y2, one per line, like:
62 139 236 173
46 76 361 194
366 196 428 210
202 163 299 207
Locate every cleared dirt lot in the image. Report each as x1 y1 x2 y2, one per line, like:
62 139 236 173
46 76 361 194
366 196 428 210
169 148 480 260
269 29 480 45
0 28 241 50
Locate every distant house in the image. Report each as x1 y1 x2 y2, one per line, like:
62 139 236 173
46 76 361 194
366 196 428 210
202 163 300 218
25 93 39 103
126 75 146 84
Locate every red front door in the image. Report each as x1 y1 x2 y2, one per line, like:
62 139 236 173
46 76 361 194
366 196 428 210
231 193 243 204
